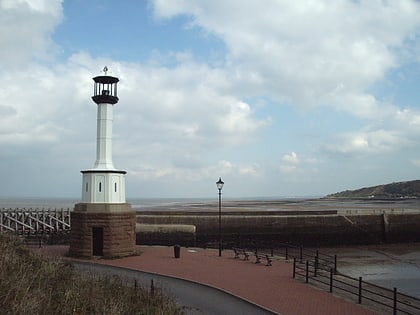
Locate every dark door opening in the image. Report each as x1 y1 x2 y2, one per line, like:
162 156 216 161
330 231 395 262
92 227 103 256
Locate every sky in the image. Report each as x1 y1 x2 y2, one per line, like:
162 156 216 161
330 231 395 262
0 0 420 199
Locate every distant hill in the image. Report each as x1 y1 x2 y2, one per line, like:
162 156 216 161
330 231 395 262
326 180 420 199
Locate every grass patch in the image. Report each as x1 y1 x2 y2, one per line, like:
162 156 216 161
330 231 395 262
0 235 183 315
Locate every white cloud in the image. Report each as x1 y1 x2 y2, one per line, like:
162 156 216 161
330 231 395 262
411 159 420 167
322 129 407 157
0 0 63 65
239 163 261 176
279 152 301 174
151 0 420 110
282 152 299 164
112 60 269 155
279 164 298 174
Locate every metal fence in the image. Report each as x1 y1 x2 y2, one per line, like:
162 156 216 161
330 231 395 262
292 252 420 315
231 243 420 314
275 243 338 273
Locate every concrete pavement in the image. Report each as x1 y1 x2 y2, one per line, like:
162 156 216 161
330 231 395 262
38 245 379 315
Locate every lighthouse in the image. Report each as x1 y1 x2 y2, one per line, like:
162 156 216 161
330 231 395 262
81 70 126 203
69 68 136 258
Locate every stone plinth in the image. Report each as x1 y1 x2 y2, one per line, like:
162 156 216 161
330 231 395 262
69 203 136 258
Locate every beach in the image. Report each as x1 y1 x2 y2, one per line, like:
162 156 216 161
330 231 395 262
321 242 420 299
3 196 420 212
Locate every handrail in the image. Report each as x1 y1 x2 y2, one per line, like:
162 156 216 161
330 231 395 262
236 242 420 315
293 257 420 315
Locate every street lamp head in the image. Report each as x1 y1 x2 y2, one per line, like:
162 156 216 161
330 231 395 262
216 177 224 191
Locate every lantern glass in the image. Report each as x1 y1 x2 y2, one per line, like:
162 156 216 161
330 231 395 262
216 177 224 191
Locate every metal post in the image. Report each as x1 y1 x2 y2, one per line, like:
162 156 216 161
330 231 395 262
300 246 303 263
293 258 296 278
218 189 222 257
358 277 362 304
285 244 289 260
393 287 397 315
305 260 309 283
329 268 333 293
334 254 337 274
150 279 155 296
314 256 318 277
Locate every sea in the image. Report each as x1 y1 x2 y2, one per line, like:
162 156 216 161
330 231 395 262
1 196 420 299
0 197 215 210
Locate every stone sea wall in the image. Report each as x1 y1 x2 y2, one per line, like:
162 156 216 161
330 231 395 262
135 210 420 247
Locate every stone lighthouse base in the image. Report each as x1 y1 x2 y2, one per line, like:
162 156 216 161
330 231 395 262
69 203 137 258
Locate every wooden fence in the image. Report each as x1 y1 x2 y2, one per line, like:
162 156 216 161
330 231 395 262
0 208 71 235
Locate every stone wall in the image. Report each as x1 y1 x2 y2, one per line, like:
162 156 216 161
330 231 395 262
69 203 136 258
136 211 420 247
386 213 420 243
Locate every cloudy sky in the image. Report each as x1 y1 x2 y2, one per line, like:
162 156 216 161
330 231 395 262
1 0 420 199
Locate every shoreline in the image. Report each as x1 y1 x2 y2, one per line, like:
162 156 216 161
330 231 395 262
316 242 420 299
2 196 420 211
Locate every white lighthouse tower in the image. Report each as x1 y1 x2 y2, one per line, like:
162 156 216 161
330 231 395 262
81 69 126 203
69 68 136 258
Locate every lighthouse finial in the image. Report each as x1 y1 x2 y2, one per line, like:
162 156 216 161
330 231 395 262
103 66 108 75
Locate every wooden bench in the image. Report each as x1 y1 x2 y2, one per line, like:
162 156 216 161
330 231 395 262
233 247 250 260
254 251 272 266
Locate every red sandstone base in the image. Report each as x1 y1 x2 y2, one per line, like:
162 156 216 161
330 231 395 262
69 203 136 258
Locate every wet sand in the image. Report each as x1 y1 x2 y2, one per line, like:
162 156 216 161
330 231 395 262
319 243 420 298
134 197 420 212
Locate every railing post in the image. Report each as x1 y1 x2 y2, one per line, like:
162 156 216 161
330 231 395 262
293 258 296 278
305 260 309 283
329 268 333 293
393 287 397 315
300 246 303 263
285 245 289 260
358 277 362 304
334 254 337 274
314 256 318 277
150 279 155 296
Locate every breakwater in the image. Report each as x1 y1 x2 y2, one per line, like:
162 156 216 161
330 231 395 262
135 209 420 247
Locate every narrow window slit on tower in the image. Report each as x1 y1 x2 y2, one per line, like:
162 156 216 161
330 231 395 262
114 183 117 192
99 182 102 192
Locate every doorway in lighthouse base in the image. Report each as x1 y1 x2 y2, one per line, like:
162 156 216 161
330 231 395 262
92 227 104 256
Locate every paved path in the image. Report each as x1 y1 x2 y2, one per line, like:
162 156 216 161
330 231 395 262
73 261 276 315
38 245 378 315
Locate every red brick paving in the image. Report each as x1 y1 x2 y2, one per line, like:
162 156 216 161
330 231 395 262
38 245 378 315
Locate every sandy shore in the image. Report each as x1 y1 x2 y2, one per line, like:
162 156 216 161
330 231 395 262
133 198 420 212
318 242 420 298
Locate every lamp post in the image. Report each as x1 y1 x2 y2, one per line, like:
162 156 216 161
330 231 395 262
216 177 224 257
